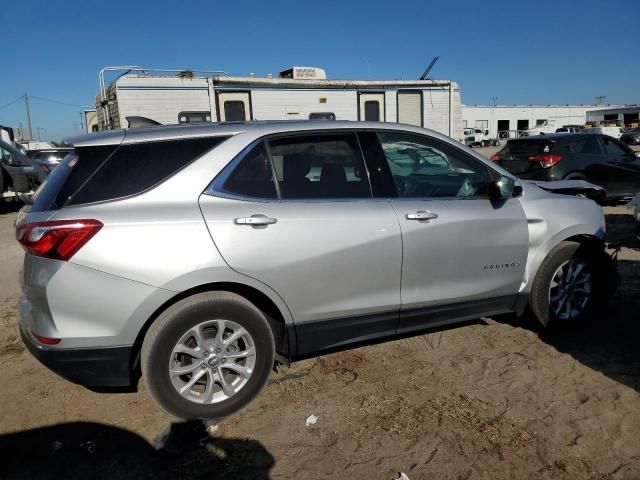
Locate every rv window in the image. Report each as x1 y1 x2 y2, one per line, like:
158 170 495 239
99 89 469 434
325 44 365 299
179 111 212 123
309 112 336 120
268 133 371 199
364 101 380 121
224 101 246 122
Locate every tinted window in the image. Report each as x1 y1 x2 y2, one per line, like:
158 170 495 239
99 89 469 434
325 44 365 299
213 141 277 199
364 101 380 121
378 132 492 198
30 145 117 212
268 133 371 199
504 140 554 155
67 137 226 206
224 101 246 121
578 136 603 155
604 138 629 159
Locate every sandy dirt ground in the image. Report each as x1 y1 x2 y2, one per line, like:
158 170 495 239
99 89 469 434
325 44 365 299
0 199 639 479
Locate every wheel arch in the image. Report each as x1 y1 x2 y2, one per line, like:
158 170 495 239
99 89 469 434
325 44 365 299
129 281 296 387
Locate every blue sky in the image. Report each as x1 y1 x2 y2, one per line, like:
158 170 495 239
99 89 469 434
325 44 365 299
1 0 638 140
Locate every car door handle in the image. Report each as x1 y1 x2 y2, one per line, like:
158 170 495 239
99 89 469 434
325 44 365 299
406 210 438 221
234 214 278 226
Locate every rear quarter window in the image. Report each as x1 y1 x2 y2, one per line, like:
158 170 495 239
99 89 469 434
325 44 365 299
68 137 226 205
30 136 227 211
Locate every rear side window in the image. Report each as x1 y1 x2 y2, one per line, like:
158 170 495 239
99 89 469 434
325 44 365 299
268 133 371 199
213 141 278 199
577 136 603 155
30 136 226 211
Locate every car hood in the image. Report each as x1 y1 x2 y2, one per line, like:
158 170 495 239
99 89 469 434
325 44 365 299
526 180 606 200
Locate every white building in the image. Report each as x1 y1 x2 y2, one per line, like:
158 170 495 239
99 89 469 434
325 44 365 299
586 105 640 127
95 66 463 140
462 104 618 138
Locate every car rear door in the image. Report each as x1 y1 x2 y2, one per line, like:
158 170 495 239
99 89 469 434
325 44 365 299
199 131 402 354
359 130 529 334
601 136 640 195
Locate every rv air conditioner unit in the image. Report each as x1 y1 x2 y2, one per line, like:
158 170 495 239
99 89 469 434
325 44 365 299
279 67 327 80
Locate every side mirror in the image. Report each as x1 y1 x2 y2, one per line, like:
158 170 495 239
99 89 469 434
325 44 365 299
490 175 517 200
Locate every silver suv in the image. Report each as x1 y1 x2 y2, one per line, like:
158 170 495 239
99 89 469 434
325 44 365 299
16 121 615 419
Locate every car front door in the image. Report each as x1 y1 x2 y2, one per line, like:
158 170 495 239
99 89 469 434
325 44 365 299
360 130 529 334
199 132 402 354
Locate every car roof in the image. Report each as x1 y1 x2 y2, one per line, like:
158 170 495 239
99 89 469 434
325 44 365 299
65 120 438 147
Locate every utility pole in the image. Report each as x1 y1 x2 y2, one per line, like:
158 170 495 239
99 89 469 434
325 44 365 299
24 94 33 140
595 95 606 104
37 127 44 141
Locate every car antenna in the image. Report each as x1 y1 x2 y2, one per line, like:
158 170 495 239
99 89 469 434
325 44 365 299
126 116 162 128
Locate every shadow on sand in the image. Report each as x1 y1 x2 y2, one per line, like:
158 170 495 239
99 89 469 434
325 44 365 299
0 420 274 480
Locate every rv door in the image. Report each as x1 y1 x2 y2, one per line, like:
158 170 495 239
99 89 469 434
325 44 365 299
217 92 252 121
359 93 385 122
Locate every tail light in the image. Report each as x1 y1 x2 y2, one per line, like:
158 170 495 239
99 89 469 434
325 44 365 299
529 154 563 168
30 331 61 345
490 154 502 161
16 219 103 261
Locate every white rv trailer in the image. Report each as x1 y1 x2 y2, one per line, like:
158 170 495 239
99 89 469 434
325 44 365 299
95 66 463 140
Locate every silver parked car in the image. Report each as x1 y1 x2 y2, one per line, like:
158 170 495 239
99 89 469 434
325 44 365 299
16 121 616 419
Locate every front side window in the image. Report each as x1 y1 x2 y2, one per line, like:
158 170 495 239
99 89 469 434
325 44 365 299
268 133 371 199
377 132 493 198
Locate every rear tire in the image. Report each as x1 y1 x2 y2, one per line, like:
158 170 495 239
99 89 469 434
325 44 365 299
529 241 605 328
141 291 275 419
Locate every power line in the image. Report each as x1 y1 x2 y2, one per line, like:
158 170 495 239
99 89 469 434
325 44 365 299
0 95 24 111
29 95 83 108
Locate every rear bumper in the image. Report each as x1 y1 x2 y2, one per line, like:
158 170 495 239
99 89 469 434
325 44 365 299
20 323 133 389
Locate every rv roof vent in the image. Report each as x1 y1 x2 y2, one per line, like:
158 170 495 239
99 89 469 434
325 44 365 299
279 66 327 80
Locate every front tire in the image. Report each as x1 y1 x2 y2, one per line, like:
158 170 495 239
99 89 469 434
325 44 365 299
529 241 600 328
141 291 275 419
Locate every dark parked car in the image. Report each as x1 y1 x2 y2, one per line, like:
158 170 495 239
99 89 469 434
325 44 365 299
490 133 640 200
0 140 45 193
621 127 640 146
27 148 73 175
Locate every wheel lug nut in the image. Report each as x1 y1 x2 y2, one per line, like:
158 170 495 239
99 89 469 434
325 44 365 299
221 358 226 363
215 349 221 353
204 351 209 357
